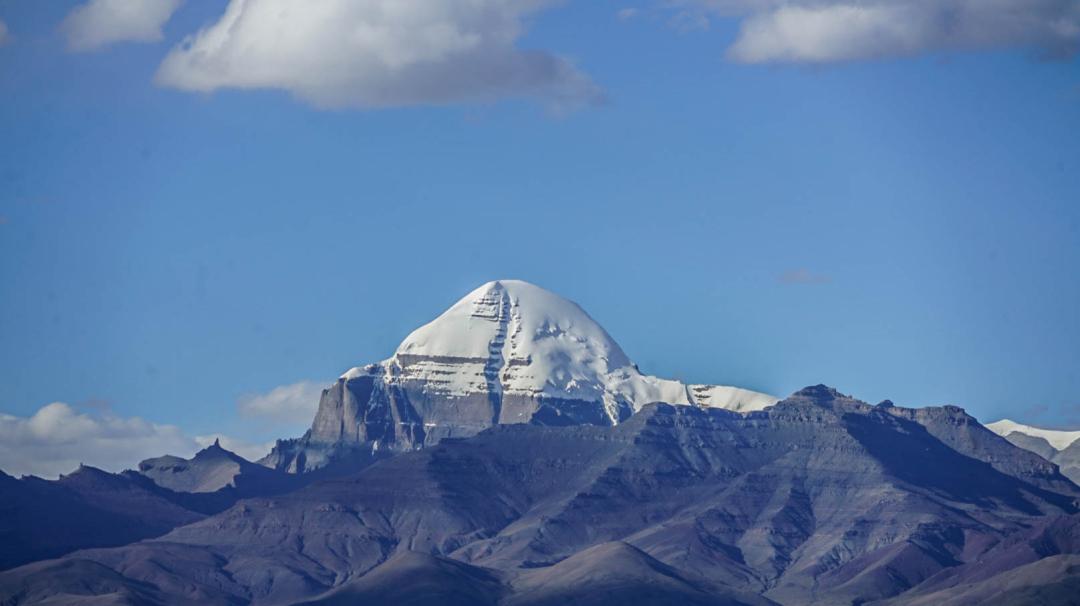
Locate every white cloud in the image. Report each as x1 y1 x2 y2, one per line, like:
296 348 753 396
0 403 268 479
61 0 183 52
0 402 195 478
0 20 10 47
237 380 325 426
681 0 1080 63
155 0 603 111
0 379 326 479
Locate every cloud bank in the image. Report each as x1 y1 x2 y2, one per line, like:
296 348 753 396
238 380 324 426
62 0 183 52
684 0 1080 63
155 0 602 110
0 378 331 479
0 403 267 479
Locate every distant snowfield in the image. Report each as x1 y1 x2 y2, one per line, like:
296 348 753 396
986 419 1080 450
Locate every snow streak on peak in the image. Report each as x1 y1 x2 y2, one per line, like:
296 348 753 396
986 419 1080 451
341 279 778 416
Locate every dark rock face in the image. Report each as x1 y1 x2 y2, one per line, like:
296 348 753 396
260 372 621 474
4 388 1079 605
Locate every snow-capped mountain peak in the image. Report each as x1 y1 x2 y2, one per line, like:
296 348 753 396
390 280 630 405
398 280 628 365
269 280 781 473
340 279 777 418
986 419 1080 450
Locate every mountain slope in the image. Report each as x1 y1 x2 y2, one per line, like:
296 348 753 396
295 551 507 606
0 444 312 572
884 555 1080 606
507 541 776 606
263 280 777 473
5 386 1077 605
0 559 164 606
877 513 1080 605
0 466 208 571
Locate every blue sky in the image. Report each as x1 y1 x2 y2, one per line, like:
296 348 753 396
1 0 1079 475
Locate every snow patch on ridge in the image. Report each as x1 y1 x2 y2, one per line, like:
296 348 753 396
986 419 1080 451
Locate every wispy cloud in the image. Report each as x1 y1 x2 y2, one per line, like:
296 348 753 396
0 20 11 47
237 380 325 427
61 0 183 52
676 0 1080 63
155 0 603 112
668 9 711 32
778 268 831 285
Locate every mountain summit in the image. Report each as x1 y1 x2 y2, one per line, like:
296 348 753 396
362 280 774 417
263 280 777 472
